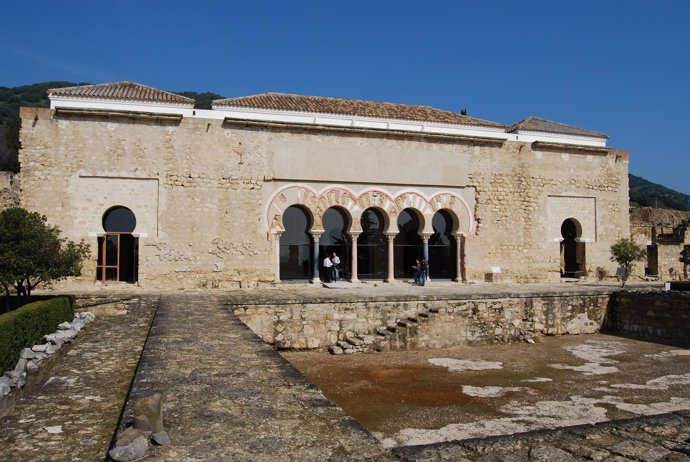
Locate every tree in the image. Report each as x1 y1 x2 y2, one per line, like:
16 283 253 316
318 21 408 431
0 208 90 303
610 238 646 287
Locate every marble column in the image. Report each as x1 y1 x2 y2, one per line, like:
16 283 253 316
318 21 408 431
273 231 283 283
422 234 430 282
455 233 466 283
350 233 360 283
386 234 396 283
311 233 321 283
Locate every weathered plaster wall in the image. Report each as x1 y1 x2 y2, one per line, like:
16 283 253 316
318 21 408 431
0 172 19 210
604 291 690 346
233 293 610 349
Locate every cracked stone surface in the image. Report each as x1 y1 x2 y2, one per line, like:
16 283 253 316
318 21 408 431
120 294 390 461
393 412 690 461
0 296 158 462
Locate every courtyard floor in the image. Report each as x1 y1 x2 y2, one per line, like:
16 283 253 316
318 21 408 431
283 334 690 448
0 286 687 461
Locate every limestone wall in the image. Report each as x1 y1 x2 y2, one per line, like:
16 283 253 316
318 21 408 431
467 145 629 283
0 172 19 210
18 106 629 287
233 293 610 349
604 291 690 346
19 108 274 289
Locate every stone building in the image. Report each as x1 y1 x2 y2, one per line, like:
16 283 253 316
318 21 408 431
630 207 690 279
16 81 629 288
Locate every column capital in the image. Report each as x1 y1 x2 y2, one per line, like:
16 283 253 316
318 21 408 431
386 233 396 242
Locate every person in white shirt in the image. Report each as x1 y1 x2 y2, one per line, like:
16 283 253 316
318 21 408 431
331 252 341 282
323 255 333 282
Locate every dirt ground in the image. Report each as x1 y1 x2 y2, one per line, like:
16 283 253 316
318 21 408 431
283 334 690 448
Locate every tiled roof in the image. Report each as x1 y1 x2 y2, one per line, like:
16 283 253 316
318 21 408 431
48 81 195 105
507 116 607 139
213 93 505 128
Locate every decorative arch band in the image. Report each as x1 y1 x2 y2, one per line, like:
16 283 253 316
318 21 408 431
266 185 474 235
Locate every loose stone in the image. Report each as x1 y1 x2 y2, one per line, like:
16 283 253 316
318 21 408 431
57 321 72 330
133 393 165 433
26 360 39 372
20 348 37 359
108 435 148 462
14 358 28 372
151 431 171 446
31 344 49 352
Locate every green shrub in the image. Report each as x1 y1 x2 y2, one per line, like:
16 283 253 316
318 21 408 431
0 295 75 372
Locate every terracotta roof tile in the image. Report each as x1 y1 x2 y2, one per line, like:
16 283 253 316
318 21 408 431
48 81 195 105
507 116 607 139
213 93 505 128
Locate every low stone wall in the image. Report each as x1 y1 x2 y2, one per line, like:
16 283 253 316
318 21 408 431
604 291 690 346
232 292 611 350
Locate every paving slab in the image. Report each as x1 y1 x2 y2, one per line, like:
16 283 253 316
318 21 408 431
0 295 159 462
121 294 391 461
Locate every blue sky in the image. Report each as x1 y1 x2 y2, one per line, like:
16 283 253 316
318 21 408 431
2 1 688 193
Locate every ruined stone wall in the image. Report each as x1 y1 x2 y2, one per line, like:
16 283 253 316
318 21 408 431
233 293 610 349
604 291 690 346
19 108 274 289
657 245 689 280
467 144 629 283
0 172 19 210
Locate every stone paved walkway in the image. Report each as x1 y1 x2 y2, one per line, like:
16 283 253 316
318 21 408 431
0 295 159 462
122 294 390 461
394 411 690 461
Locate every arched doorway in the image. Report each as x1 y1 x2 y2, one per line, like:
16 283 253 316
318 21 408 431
394 208 422 279
429 210 457 279
320 207 350 281
97 206 138 283
280 205 313 281
560 218 585 278
357 208 387 279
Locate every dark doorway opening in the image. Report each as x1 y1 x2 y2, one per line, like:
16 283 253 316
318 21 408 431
429 210 457 279
280 205 313 280
97 206 138 283
394 209 422 279
320 207 350 281
358 208 387 279
560 218 585 278
646 244 658 276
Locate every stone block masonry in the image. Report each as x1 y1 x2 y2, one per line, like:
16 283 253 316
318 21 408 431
604 291 690 346
233 292 611 350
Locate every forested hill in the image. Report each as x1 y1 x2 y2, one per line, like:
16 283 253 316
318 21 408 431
1 82 689 211
629 174 690 211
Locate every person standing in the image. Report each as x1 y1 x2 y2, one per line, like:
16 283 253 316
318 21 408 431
331 252 341 282
413 259 422 285
420 259 429 286
323 254 333 282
